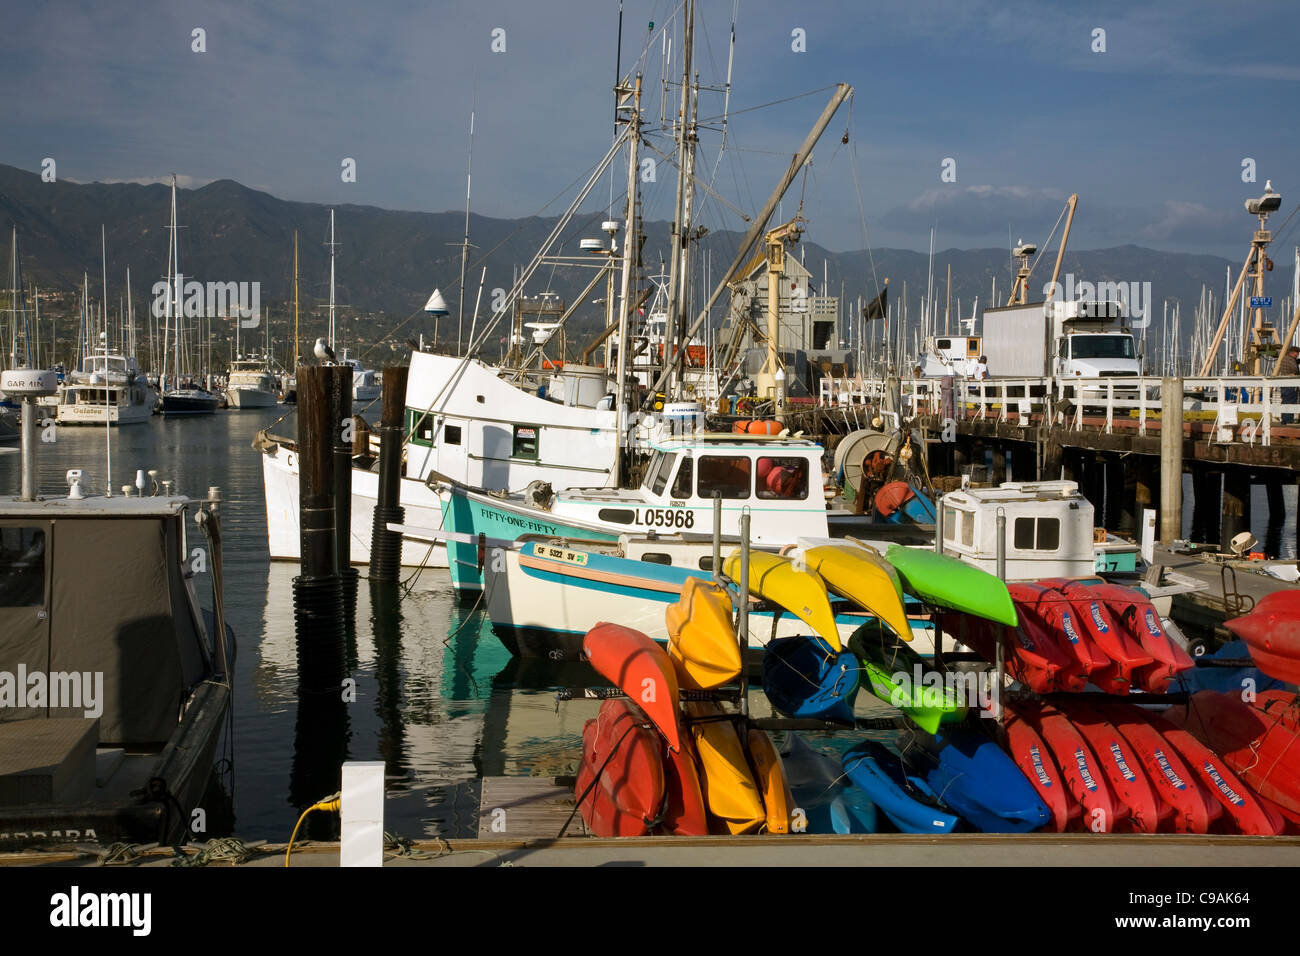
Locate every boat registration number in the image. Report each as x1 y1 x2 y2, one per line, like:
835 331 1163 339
635 508 695 529
536 545 589 566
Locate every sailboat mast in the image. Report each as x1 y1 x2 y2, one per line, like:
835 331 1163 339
101 224 109 356
293 230 300 369
612 75 642 481
328 209 336 350
664 0 694 396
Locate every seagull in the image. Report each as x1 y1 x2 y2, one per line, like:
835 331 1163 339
314 337 336 364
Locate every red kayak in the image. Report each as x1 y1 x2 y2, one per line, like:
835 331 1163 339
1226 592 1300 685
575 698 666 836
1167 690 1300 821
936 612 1067 694
1060 702 1168 832
1091 701 1218 834
656 734 709 836
584 622 682 752
1015 702 1123 832
1011 583 1112 691
1088 582 1194 692
1041 580 1153 690
1140 707 1285 836
1003 709 1079 832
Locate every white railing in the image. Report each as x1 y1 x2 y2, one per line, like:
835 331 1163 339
816 375 1300 446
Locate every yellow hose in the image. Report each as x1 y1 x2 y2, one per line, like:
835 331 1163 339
284 793 341 867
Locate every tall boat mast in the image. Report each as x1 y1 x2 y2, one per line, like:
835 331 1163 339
612 75 642 482
664 0 696 397
293 230 300 369
101 225 109 355
458 110 475 356
328 210 337 351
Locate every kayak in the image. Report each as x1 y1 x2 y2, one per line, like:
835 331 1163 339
575 698 666 837
1059 701 1167 833
1167 690 1300 821
583 622 681 752
842 740 960 834
1002 710 1079 833
761 635 860 723
744 728 795 834
665 576 742 690
1225 591 1300 686
1087 582 1195 692
849 620 967 733
724 549 841 651
1090 700 1218 834
1014 701 1123 832
936 611 1069 694
899 725 1050 833
683 701 766 834
780 733 878 834
1139 707 1285 836
1040 579 1154 689
657 731 709 836
1010 582 1113 691
804 544 914 641
884 545 1018 627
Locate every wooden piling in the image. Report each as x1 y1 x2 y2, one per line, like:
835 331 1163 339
1159 377 1184 544
1220 468 1252 551
369 366 410 583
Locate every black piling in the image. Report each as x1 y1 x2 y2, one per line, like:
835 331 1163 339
1220 468 1252 551
327 365 359 627
369 366 409 584
292 365 346 694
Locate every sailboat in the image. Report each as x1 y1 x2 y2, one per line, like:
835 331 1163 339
224 286 277 408
159 176 219 416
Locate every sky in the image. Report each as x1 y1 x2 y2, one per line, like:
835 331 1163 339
3 0 1299 260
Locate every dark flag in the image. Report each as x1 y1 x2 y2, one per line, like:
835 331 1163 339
863 279 888 320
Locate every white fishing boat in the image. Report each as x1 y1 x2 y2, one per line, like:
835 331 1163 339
225 353 278 408
56 345 157 426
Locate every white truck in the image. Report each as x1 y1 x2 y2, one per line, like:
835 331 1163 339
979 298 1142 382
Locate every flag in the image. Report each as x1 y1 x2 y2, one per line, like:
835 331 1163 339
863 280 888 321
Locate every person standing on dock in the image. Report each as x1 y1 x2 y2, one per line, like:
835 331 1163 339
1278 344 1299 423
974 355 989 381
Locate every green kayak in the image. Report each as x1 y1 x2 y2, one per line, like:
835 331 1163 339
883 545 1018 627
849 622 967 734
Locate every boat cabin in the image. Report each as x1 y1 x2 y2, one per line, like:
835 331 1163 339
553 435 830 543
938 480 1097 580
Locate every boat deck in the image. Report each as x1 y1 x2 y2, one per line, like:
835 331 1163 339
1152 543 1299 645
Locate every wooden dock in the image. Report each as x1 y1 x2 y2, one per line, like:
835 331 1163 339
477 776 588 839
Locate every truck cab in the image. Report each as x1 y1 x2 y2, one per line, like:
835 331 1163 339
1048 299 1141 380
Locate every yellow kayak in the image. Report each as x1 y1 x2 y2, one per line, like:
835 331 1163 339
843 538 905 602
684 701 765 834
804 544 914 642
745 728 794 834
665 577 742 690
723 550 841 651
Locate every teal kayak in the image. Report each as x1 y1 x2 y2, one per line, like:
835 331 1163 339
884 545 1018 627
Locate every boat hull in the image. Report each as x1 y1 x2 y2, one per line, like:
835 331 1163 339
226 386 277 408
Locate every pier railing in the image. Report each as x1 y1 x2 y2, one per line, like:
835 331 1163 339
816 375 1300 446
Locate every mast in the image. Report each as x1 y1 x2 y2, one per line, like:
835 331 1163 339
101 224 109 356
664 0 694 396
293 230 300 369
458 110 475 357
328 210 336 350
612 75 642 482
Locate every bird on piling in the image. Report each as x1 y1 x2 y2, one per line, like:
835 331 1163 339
313 338 337 364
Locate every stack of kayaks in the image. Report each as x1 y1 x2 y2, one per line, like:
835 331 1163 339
999 698 1285 835
575 583 797 837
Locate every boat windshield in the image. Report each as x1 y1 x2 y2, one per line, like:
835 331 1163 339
1070 335 1135 359
646 452 678 496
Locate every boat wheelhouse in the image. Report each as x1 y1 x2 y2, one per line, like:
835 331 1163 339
225 354 278 408
55 352 156 426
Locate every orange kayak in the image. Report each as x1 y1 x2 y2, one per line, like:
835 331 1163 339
665 577 742 690
584 622 681 752
658 733 709 836
684 701 765 834
575 698 666 836
745 728 794 834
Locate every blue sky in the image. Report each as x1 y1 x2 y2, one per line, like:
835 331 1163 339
3 0 1298 258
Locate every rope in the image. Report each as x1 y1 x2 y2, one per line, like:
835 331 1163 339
97 842 144 866
171 837 257 867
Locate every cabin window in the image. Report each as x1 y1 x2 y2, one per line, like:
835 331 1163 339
671 457 694 499
756 457 808 500
698 456 752 499
936 338 951 351
0 527 45 606
968 339 979 353
407 409 435 446
697 556 715 571
640 553 672 565
598 508 636 524
512 425 539 459
648 453 678 496
1014 516 1061 551
943 507 957 541
444 423 463 446
960 511 974 547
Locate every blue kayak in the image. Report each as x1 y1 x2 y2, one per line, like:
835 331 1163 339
899 725 1051 833
762 635 860 723
842 740 960 834
781 734 879 834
